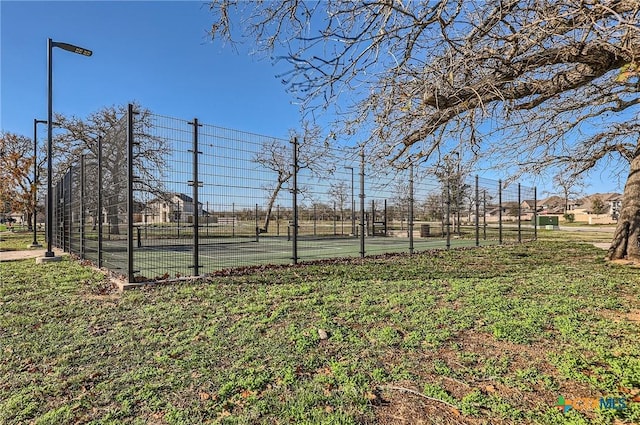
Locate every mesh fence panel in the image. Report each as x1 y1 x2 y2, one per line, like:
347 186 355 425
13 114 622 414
68 165 82 254
50 106 537 283
100 115 129 277
132 114 193 279
295 146 359 261
196 124 294 271
83 156 100 265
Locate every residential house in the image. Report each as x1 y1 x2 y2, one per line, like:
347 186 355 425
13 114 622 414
143 193 204 224
538 195 566 215
571 193 622 224
605 193 623 220
520 199 540 213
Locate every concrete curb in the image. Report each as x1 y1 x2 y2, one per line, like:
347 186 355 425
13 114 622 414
0 249 66 262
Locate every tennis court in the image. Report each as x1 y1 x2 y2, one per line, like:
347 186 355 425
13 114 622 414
51 106 537 283
116 234 498 280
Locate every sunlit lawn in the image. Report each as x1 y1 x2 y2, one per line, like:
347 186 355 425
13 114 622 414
1 239 639 424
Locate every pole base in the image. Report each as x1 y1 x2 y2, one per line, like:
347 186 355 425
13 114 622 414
28 243 43 249
44 251 55 257
36 255 62 264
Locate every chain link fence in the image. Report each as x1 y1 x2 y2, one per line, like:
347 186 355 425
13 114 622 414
51 105 537 283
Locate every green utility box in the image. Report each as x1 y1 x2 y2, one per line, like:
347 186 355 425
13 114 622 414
535 215 559 226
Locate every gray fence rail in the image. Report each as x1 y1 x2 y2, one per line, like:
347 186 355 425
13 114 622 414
51 105 537 283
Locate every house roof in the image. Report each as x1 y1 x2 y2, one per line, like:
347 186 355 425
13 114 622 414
539 195 565 207
542 206 564 214
175 193 194 203
575 193 619 209
147 192 201 206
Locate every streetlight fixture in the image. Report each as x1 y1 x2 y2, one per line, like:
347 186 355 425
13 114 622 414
345 166 355 236
43 38 92 260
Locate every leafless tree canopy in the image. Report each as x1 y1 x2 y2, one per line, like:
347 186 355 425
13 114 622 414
254 122 333 232
209 0 639 167
53 104 168 234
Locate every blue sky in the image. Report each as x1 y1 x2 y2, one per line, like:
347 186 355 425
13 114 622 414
1 1 300 138
0 1 626 195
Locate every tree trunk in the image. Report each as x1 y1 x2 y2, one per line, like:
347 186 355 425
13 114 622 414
108 204 121 235
26 212 33 231
262 180 284 233
607 154 640 261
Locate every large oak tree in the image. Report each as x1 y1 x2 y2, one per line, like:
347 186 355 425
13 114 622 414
208 0 640 260
0 132 44 229
53 104 167 234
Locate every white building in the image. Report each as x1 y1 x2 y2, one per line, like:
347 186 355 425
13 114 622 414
143 193 203 224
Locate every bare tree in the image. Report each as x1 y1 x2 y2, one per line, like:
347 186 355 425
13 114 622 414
53 104 167 234
392 180 411 225
553 172 587 213
432 153 472 235
422 192 444 222
328 181 349 232
255 123 332 233
208 1 640 259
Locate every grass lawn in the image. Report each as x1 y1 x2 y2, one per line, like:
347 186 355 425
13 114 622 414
1 241 639 424
0 230 44 252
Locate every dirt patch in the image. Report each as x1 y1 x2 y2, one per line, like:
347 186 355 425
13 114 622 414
626 309 640 322
374 330 601 424
375 380 509 425
602 308 640 323
81 293 121 302
608 258 640 268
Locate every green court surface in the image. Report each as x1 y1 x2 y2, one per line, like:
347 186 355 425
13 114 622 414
128 235 506 280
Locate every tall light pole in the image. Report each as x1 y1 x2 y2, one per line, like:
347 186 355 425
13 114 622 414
43 38 92 259
29 119 48 248
345 166 355 236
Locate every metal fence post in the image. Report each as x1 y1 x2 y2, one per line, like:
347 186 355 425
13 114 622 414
384 199 387 236
54 181 60 247
475 175 479 247
189 118 202 276
291 136 298 264
518 183 522 243
127 104 135 283
98 135 103 268
371 199 375 237
409 164 414 254
359 148 365 258
61 179 66 248
80 154 86 259
483 190 487 241
534 186 538 240
255 203 260 242
64 169 70 252
498 180 503 244
333 202 337 235
446 180 451 250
